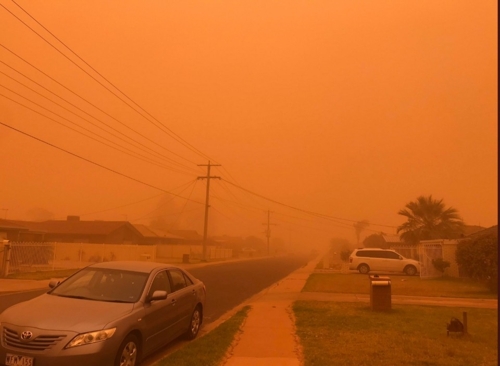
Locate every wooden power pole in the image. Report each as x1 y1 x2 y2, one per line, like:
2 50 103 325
263 210 276 256
197 161 220 261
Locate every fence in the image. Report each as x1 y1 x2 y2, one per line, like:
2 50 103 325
0 242 233 277
391 240 460 279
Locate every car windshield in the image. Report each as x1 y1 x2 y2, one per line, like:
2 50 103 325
49 267 149 303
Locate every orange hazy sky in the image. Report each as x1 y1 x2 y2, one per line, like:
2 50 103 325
0 0 497 248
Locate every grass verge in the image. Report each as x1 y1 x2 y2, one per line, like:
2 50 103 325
294 301 498 366
6 269 79 280
156 306 250 366
303 273 497 298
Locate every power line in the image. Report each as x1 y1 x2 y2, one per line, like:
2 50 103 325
0 91 197 176
0 120 205 204
0 64 200 172
222 179 398 229
0 44 202 168
4 1 215 163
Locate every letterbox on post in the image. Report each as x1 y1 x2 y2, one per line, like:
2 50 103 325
369 275 391 311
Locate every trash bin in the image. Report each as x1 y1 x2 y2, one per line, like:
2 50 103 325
369 275 391 311
182 254 190 263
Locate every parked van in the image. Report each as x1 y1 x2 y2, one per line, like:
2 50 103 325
349 248 420 275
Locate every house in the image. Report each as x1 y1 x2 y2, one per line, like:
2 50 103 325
0 216 145 244
133 225 185 245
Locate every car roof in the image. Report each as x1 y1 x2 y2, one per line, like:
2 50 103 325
354 248 394 251
87 261 177 273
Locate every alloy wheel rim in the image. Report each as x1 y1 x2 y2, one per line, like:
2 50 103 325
191 310 200 335
120 341 137 366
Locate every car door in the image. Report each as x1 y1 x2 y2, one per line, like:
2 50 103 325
142 270 178 355
168 269 197 332
385 251 403 272
377 251 393 271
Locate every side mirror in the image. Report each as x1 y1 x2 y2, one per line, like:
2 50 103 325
49 279 61 288
149 290 167 302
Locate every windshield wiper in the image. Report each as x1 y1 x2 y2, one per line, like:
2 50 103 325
101 299 133 303
51 294 94 300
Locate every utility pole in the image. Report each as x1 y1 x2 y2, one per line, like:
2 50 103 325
262 210 277 256
197 161 220 261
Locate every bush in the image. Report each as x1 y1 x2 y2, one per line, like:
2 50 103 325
456 233 498 293
432 257 450 274
340 250 351 262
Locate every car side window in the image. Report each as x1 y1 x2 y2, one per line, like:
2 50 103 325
148 270 171 298
169 270 187 292
184 273 194 286
357 251 375 258
386 251 400 259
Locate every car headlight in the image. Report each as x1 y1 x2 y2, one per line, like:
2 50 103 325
65 328 116 348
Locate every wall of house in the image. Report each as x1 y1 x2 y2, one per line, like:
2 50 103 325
2 242 233 276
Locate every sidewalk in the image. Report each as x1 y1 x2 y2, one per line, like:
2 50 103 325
222 257 320 366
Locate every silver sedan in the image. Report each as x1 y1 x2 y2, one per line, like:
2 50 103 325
0 261 206 366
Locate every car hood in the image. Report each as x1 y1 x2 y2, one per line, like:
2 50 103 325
0 294 135 333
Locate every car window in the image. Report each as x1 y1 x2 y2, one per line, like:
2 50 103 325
184 273 194 286
169 269 187 292
385 251 401 259
49 268 148 303
357 250 375 258
148 270 171 298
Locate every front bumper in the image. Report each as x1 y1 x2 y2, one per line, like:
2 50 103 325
0 324 119 366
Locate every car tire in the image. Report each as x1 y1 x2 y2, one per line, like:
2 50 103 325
186 306 202 340
358 264 370 274
405 265 417 276
115 334 140 366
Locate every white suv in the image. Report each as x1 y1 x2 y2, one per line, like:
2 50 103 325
348 248 420 276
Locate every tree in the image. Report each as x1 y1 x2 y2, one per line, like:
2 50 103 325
397 195 464 244
353 220 369 246
456 233 498 292
330 238 353 263
363 233 388 248
25 207 55 221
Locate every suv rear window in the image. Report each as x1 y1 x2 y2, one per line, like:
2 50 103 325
356 250 378 258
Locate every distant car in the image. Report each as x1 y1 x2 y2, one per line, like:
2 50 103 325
0 261 206 366
348 248 420 276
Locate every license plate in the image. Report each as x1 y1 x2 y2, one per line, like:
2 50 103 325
5 353 34 366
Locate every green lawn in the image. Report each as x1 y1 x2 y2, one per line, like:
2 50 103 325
303 273 497 299
294 301 498 366
156 306 250 366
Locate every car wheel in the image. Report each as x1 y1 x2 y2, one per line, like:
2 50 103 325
186 306 202 340
405 265 417 276
115 334 140 366
358 264 370 274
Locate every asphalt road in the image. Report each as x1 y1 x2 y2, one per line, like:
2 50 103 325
188 254 310 324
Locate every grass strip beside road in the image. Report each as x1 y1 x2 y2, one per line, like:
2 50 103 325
303 273 497 299
294 301 498 366
156 306 250 366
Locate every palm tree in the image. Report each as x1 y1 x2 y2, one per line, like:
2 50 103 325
397 195 464 244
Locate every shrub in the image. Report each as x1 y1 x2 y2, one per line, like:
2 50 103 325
432 257 450 274
456 233 498 293
340 250 351 262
